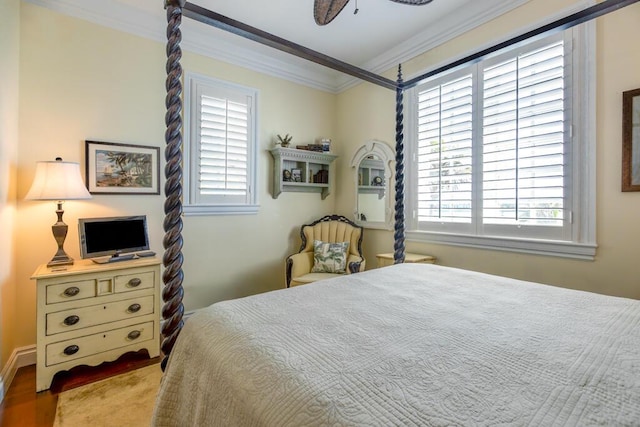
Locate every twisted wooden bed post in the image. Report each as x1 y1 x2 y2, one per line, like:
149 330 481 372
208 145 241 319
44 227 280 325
161 0 186 371
393 65 406 264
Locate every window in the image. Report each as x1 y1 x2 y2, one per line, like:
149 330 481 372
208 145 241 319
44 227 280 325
405 29 596 259
184 72 259 215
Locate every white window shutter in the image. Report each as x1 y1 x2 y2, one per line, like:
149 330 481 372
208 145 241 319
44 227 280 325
199 95 249 197
482 40 565 227
184 72 259 215
416 73 474 224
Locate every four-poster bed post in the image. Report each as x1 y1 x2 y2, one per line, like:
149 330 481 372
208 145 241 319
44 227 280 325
160 0 640 368
162 0 186 370
394 65 406 264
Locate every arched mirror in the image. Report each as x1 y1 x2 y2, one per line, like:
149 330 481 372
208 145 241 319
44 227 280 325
350 140 395 230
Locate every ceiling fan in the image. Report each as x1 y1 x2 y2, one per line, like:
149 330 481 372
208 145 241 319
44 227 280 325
314 0 434 26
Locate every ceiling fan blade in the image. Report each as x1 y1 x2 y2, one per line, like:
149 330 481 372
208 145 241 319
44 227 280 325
389 0 434 4
314 0 350 26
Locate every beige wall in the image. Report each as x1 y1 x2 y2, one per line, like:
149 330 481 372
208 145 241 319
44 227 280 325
14 3 338 349
0 0 20 370
336 0 640 299
5 0 640 371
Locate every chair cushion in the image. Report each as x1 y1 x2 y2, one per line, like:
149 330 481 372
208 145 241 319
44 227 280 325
311 240 349 274
291 272 345 286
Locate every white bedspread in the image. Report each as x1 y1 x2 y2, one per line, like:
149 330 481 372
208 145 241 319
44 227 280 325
152 264 640 426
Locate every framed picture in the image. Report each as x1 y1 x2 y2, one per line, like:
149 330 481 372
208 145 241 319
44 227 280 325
291 168 302 182
623 88 640 191
85 140 160 195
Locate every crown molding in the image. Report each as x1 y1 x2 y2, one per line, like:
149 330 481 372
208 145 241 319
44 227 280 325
400 0 593 87
335 0 531 92
23 0 340 93
24 0 532 94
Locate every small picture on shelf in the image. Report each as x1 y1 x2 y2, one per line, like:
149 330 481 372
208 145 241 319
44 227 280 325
372 176 384 186
283 169 292 182
291 168 302 182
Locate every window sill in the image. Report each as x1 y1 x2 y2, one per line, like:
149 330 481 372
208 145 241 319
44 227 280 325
406 230 597 260
183 204 260 216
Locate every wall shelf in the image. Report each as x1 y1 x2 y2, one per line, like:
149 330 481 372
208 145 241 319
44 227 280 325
270 147 337 199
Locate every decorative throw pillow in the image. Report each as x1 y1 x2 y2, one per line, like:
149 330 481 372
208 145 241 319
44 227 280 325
311 240 350 274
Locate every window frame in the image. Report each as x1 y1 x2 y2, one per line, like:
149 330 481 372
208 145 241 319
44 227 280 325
404 25 597 260
183 72 259 216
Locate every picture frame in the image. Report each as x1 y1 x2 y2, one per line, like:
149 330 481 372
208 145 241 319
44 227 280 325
622 88 640 191
85 140 160 195
291 168 302 182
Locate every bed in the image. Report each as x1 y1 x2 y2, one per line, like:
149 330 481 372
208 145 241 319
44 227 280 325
152 263 640 425
155 0 640 424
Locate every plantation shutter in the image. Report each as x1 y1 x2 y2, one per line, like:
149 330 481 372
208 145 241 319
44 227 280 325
482 40 565 227
416 73 474 224
184 73 259 215
199 95 248 197
193 83 254 206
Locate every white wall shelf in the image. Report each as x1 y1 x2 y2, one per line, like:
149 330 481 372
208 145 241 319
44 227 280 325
270 147 337 199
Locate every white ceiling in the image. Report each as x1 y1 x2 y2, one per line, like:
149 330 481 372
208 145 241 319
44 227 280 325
27 0 530 92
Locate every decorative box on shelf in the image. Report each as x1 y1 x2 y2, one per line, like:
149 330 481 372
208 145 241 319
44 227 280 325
270 147 337 199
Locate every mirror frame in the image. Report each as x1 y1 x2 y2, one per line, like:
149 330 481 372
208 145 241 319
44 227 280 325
350 140 395 230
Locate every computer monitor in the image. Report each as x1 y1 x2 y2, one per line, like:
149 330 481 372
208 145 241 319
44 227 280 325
78 215 150 259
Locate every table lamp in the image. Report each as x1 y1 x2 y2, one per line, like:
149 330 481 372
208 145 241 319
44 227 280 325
25 157 92 267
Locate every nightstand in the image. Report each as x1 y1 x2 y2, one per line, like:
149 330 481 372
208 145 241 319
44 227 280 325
31 257 161 392
376 252 436 268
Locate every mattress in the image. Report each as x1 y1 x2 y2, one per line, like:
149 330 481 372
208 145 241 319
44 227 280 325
152 263 640 426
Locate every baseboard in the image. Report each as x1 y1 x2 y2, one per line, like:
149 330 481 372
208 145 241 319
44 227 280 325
0 345 37 403
0 312 194 403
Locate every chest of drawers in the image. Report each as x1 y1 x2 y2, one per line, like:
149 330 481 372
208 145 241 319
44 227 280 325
31 257 161 392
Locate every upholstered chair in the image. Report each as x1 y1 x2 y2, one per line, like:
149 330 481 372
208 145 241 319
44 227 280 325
286 215 365 287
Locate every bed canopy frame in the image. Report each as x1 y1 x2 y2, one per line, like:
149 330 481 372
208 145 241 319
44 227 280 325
160 0 639 369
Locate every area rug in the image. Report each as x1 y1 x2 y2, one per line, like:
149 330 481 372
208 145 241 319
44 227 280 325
53 364 162 427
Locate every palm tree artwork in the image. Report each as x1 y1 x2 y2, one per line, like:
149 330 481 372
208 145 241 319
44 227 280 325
96 150 153 188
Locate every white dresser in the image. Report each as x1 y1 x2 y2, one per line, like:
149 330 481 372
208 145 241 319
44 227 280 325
31 257 161 392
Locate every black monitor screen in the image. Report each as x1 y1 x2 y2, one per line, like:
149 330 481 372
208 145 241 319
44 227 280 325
79 216 149 258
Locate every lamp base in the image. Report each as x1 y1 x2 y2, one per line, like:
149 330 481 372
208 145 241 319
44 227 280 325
47 202 74 268
47 251 74 268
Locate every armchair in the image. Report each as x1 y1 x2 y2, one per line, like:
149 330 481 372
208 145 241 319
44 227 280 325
286 215 365 287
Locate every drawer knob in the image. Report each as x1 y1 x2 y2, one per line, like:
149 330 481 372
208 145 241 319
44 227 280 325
128 278 142 288
127 303 141 313
63 287 80 297
127 330 141 340
63 315 80 326
63 345 79 356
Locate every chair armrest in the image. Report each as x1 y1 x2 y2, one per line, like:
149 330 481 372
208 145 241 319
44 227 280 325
347 255 365 274
286 252 314 287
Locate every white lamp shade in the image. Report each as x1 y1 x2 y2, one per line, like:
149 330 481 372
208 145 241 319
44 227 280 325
25 159 92 201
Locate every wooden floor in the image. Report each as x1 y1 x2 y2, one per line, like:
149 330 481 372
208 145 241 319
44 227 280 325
0 351 160 427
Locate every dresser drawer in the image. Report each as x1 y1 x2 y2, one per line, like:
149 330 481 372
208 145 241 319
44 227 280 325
115 271 155 293
33 258 161 392
46 321 155 366
46 295 155 336
46 279 96 304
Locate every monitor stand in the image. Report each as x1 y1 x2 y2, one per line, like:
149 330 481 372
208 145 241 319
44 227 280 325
91 253 136 264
